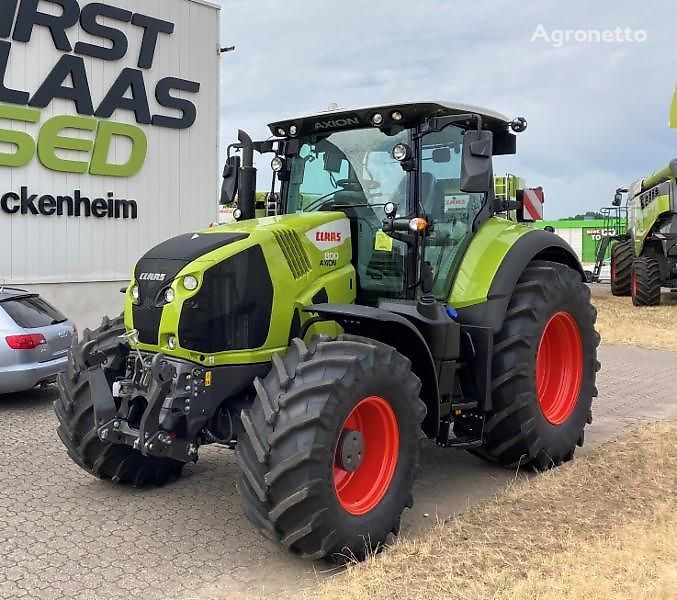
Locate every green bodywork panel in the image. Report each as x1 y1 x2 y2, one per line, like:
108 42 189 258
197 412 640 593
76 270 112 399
642 163 676 191
124 211 355 366
448 216 532 308
630 192 673 255
628 162 677 256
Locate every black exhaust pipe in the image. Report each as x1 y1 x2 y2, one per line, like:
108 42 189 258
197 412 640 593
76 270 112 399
238 130 256 220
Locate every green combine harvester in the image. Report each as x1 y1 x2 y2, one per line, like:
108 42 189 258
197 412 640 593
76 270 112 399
611 160 677 305
55 102 599 561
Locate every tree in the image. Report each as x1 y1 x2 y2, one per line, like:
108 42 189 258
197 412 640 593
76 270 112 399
563 211 605 220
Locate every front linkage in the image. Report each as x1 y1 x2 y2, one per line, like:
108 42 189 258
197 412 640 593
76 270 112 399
83 337 215 464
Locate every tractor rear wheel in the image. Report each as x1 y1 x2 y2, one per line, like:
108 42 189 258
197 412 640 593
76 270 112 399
611 240 633 296
55 315 184 486
632 257 661 306
474 260 599 469
236 334 425 561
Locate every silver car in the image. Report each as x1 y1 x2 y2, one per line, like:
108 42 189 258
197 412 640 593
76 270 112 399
0 288 76 395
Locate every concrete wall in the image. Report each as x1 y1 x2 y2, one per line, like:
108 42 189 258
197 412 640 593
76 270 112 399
18 281 128 331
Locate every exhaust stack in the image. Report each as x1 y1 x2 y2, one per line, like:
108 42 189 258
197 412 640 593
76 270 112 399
237 130 257 220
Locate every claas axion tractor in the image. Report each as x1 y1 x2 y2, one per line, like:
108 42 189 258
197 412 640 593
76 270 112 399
611 160 677 305
56 102 599 561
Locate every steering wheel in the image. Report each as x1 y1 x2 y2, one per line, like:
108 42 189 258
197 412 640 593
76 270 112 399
303 180 379 212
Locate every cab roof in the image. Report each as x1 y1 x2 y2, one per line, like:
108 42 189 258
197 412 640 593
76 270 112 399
268 101 516 154
269 101 510 133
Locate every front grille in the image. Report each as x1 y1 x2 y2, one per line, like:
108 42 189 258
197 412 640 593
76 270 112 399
178 245 273 353
273 229 311 279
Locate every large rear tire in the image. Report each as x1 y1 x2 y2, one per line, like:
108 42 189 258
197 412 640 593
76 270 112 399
632 257 661 306
611 240 633 296
236 335 425 561
55 316 184 486
473 260 599 469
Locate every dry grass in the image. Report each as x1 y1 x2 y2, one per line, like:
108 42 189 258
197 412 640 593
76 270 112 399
316 422 677 600
592 287 677 351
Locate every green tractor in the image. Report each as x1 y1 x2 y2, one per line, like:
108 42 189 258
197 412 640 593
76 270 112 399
611 161 677 305
56 102 599 561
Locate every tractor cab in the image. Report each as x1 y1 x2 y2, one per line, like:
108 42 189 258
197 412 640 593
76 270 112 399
223 102 524 304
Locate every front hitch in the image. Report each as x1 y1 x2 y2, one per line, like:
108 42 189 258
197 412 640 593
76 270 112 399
87 346 200 464
137 354 175 456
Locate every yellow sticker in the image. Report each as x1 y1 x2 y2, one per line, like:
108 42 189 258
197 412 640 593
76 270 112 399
205 371 212 387
374 230 394 252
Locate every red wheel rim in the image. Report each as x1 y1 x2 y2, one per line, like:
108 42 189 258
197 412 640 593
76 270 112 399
536 312 583 425
632 271 638 297
611 258 616 281
333 396 399 516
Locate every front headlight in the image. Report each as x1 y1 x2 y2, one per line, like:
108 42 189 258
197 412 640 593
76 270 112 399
131 284 140 304
164 287 176 303
183 275 199 291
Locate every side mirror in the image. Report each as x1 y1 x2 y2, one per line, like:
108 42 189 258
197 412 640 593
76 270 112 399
460 130 493 193
220 155 241 205
613 192 623 207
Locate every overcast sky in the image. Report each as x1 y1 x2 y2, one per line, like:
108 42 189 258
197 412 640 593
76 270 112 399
213 0 675 219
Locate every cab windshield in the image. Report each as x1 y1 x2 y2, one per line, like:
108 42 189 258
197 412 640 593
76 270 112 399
285 127 409 214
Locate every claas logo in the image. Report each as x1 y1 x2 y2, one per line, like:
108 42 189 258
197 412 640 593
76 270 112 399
315 231 342 242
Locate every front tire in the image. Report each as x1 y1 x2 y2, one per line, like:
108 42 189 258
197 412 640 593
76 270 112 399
632 257 661 306
477 260 600 469
611 240 633 296
236 335 425 561
55 316 184 486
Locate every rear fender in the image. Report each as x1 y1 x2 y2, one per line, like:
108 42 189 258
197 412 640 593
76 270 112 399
456 228 584 333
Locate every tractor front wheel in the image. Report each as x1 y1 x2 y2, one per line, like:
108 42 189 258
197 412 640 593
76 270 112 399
632 257 661 306
236 335 425 561
55 316 184 486
478 260 600 469
611 240 633 296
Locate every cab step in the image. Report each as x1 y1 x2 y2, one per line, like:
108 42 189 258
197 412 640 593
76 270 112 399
440 436 483 449
436 419 483 449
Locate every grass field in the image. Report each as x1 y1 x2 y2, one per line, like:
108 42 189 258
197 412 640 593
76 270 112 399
592 287 677 351
316 422 677 600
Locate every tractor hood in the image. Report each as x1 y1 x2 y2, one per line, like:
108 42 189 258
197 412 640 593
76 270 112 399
124 212 355 363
